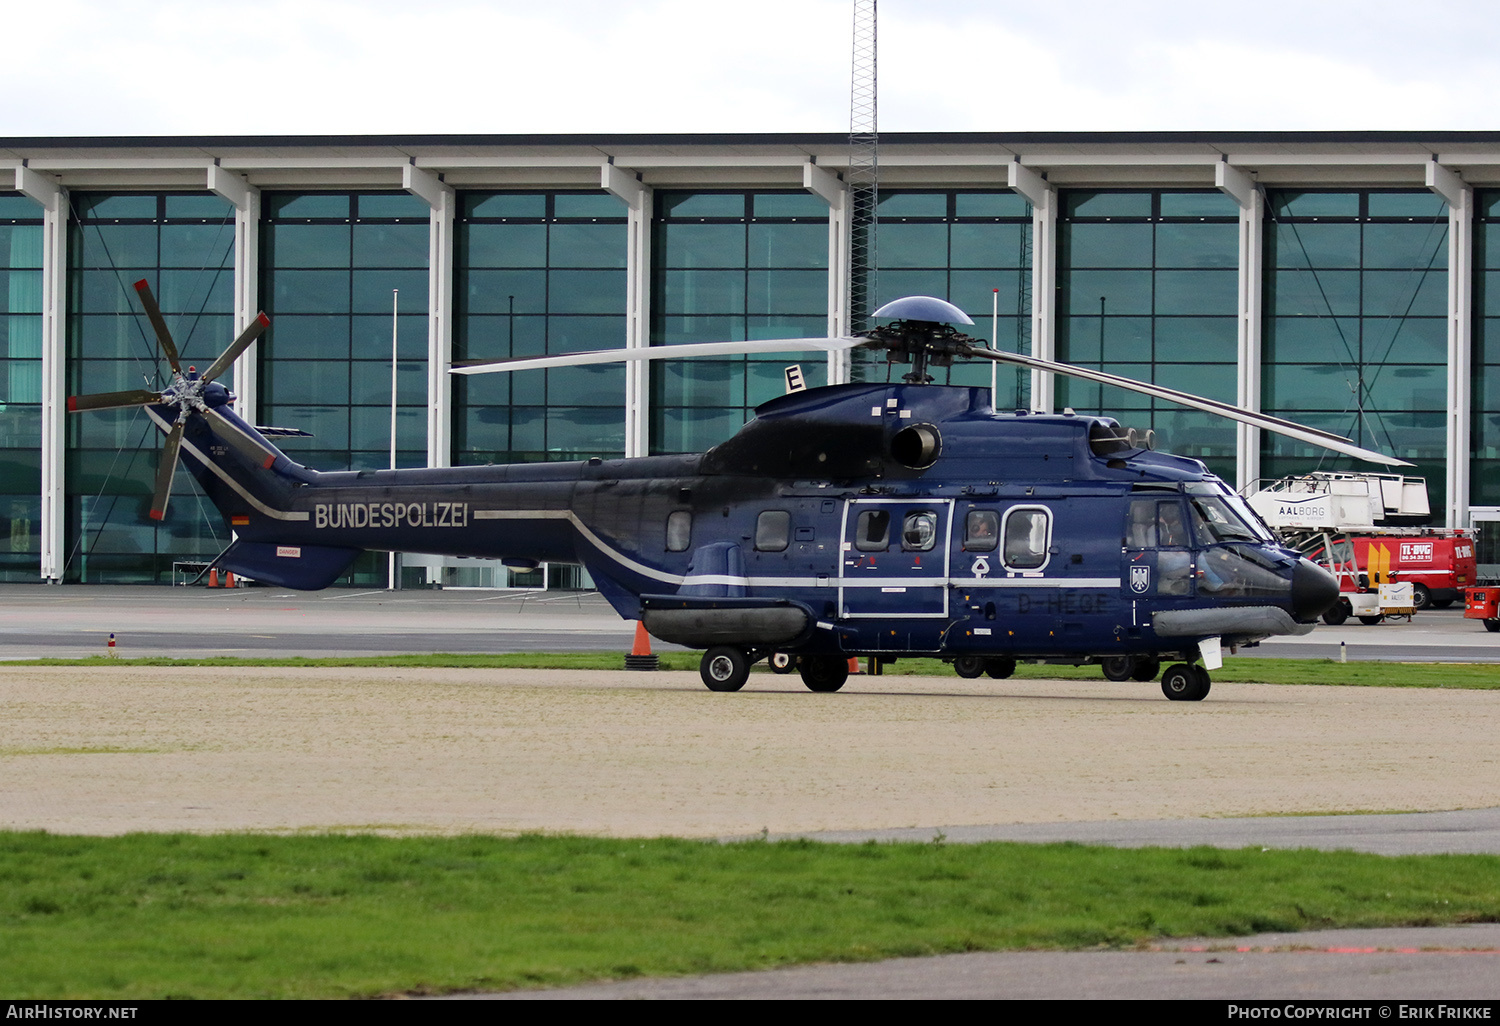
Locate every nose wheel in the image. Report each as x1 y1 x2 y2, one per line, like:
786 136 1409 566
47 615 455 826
1160 663 1211 701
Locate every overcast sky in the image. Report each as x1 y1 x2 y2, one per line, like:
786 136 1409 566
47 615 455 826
3 0 1497 137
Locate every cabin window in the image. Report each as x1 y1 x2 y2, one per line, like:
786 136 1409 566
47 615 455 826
902 511 938 552
964 510 998 551
755 510 791 552
666 510 692 552
1002 507 1050 569
854 509 891 551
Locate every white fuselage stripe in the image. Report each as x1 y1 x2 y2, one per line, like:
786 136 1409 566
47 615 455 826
146 408 309 522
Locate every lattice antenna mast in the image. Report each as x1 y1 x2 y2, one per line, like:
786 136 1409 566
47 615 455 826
848 0 878 344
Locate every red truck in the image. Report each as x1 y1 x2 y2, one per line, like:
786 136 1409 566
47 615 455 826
1347 532 1474 610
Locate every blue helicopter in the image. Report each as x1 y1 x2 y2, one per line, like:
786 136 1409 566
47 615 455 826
70 288 1407 700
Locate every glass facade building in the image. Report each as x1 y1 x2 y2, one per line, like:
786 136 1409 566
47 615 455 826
4 132 1497 584
66 192 236 582
0 195 42 580
1056 190 1240 482
650 190 830 454
456 191 628 465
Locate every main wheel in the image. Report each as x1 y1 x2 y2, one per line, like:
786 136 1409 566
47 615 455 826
1321 601 1350 626
768 651 795 674
1130 657 1162 682
1189 665 1211 701
799 655 849 693
1358 615 1384 625
953 654 987 679
700 646 749 692
1431 598 1455 609
1485 619 1500 633
985 657 1016 679
1411 583 1431 610
1161 663 1207 701
1100 655 1135 682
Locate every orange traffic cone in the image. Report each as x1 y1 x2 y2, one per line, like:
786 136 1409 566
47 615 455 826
625 621 659 671
208 568 219 588
848 657 862 675
225 571 236 588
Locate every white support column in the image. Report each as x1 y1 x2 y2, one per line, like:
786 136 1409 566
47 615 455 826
602 162 651 457
1428 158 1472 528
15 166 66 583
403 163 455 469
1009 161 1055 412
207 164 260 419
1217 159 1263 492
804 161 850 383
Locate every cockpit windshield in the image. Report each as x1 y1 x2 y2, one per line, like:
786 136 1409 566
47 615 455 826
1184 482 1273 545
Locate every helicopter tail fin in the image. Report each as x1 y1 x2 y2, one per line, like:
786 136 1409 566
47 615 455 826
153 403 362 589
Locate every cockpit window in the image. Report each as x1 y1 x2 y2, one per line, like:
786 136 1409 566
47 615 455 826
1187 495 1261 545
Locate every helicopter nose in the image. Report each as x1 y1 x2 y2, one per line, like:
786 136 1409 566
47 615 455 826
1290 558 1339 622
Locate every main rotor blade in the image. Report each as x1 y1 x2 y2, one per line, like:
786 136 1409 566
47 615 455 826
134 280 182 376
149 420 184 521
67 389 163 413
202 406 281 469
451 336 864 375
200 313 271 385
966 346 1413 468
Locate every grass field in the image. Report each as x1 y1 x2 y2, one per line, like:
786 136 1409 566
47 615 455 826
4 831 1499 999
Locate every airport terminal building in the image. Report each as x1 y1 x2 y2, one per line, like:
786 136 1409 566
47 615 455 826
1 131 1496 584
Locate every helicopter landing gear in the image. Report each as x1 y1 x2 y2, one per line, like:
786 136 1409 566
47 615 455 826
985 657 1016 679
1100 656 1135 682
700 646 750 692
1131 657 1161 682
799 655 849 693
768 651 795 674
1161 663 1210 702
953 654 987 679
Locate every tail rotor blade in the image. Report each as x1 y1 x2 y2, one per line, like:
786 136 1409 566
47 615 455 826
201 312 271 385
67 389 163 413
149 420 184 521
134 279 182 376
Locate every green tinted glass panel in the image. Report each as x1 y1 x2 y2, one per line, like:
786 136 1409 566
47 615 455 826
548 223 628 268
268 224 350 267
163 194 233 219
954 192 1029 217
1065 192 1152 218
265 194 350 219
464 193 546 219
1158 192 1239 218
552 193 627 218
1154 222 1237 268
1367 192 1447 218
1154 269 1237 315
1064 223 1153 268
352 223 430 268
76 195 157 219
748 223 826 268
752 193 826 218
877 193 947 217
659 223 744 267
355 193 428 219
1273 192 1359 218
950 223 1026 269
463 223 547 268
661 193 745 218
878 222 949 267
1363 222 1447 269
0 195 41 220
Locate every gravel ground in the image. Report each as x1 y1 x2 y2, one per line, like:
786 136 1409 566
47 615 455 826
4 666 1498 837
